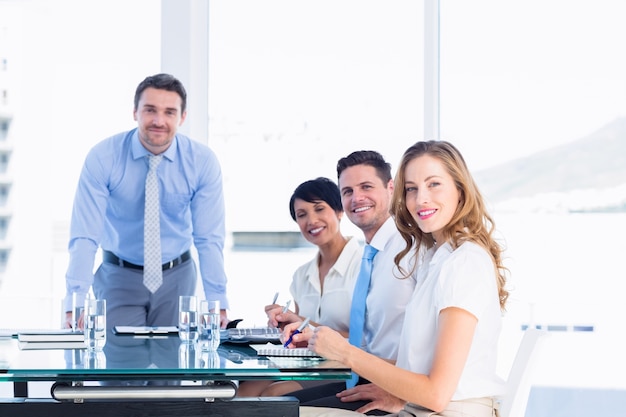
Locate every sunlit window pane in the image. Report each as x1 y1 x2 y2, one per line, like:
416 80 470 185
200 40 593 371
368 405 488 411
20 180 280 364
441 0 626 410
208 0 424 232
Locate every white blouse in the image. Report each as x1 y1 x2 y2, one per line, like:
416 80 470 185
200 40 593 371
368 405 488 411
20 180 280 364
289 236 362 333
396 241 505 400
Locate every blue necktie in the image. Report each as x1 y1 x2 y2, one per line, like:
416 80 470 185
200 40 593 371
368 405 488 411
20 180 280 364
347 244 379 388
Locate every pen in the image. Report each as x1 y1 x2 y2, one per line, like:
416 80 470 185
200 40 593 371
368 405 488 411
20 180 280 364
283 317 310 348
281 300 291 314
272 292 279 305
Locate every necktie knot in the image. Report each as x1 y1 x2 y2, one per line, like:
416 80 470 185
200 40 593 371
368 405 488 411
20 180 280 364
148 154 163 171
363 244 378 261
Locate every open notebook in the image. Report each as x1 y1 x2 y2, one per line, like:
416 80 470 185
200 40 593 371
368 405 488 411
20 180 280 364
250 342 322 358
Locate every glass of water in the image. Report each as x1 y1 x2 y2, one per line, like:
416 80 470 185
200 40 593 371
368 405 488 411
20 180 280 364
199 300 220 351
84 298 106 350
178 295 198 342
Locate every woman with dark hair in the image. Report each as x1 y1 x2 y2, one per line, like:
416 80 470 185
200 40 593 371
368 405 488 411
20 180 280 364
237 177 362 397
301 141 509 417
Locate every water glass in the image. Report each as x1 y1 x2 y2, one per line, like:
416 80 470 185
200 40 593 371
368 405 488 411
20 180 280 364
84 298 106 350
64 293 83 330
178 295 198 342
199 300 220 351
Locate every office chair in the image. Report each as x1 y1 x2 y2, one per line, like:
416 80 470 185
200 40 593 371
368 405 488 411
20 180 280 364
498 328 549 417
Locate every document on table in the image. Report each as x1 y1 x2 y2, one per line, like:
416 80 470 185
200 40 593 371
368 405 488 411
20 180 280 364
18 341 86 350
17 329 84 343
250 343 322 358
222 327 281 343
113 326 179 335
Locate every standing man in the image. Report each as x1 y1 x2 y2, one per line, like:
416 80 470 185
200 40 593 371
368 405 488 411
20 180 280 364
64 73 229 329
284 150 417 414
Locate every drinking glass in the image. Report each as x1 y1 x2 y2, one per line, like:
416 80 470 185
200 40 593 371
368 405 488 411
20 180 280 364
178 295 198 342
84 298 106 350
199 300 220 351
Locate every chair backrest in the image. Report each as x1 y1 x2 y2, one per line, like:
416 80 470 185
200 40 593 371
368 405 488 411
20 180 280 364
498 328 549 417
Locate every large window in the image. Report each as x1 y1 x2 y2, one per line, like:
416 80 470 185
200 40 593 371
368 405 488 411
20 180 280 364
208 0 423 233
440 0 626 411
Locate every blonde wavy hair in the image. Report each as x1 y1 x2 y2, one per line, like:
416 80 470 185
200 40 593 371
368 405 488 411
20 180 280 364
391 140 509 310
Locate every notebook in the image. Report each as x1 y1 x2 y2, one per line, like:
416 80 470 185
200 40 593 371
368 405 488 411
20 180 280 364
113 326 179 335
17 329 84 343
251 343 322 358
222 327 282 344
18 341 86 350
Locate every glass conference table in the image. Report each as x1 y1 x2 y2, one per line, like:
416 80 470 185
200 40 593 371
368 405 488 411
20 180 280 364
0 331 350 417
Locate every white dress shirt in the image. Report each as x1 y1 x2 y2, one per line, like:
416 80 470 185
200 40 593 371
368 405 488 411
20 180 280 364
364 217 417 360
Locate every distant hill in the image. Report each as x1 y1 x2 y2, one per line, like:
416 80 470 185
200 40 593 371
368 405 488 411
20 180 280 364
474 117 626 211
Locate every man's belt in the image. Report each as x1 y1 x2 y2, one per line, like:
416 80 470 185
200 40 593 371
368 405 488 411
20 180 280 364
103 250 191 271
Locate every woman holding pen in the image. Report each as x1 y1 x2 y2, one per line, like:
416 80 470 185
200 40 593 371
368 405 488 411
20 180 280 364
237 177 362 397
292 141 509 416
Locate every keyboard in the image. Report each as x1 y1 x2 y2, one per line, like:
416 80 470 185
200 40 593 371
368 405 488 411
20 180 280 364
221 327 282 344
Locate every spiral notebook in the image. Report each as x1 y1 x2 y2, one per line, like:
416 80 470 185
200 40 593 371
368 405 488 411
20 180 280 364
222 327 282 344
251 343 322 358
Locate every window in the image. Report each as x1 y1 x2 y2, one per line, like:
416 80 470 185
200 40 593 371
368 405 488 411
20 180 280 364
208 0 423 233
440 1 626 412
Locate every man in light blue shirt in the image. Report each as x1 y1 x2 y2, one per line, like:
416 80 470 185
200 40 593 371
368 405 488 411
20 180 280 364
64 73 229 329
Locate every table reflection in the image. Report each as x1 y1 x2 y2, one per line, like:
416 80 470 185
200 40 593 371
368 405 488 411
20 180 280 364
99 332 181 386
83 350 106 369
103 332 179 370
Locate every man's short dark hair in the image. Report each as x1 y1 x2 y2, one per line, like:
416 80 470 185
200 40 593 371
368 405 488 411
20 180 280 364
134 73 187 113
336 150 392 184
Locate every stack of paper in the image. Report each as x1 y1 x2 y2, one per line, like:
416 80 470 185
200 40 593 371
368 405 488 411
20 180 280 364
17 329 85 350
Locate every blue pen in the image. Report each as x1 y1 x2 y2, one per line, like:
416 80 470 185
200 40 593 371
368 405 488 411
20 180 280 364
281 300 291 314
283 317 310 348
